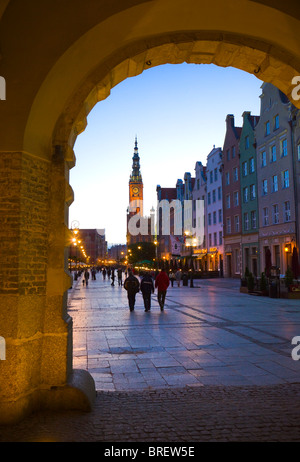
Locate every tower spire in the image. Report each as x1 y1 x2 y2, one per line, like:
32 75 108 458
130 136 142 181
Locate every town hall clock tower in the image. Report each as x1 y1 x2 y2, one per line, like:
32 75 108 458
129 137 143 216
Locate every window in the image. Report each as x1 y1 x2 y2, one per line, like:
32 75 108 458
298 144 300 161
214 168 218 181
208 213 211 226
226 194 230 209
209 234 212 247
275 245 280 268
225 171 230 185
234 215 240 232
251 210 257 229
261 151 267 167
208 192 211 205
226 218 231 234
265 121 270 136
272 175 278 192
284 201 291 222
249 157 255 173
270 145 276 162
219 231 222 245
197 179 200 190
244 212 249 231
234 191 239 206
274 114 279 130
250 184 256 200
262 179 268 196
281 138 287 157
282 170 289 188
227 149 230 161
212 189 216 203
233 167 238 182
232 146 236 158
214 232 217 246
243 187 249 203
218 209 222 223
245 136 250 149
263 207 269 226
218 186 222 201
272 204 279 224
210 171 213 184
242 161 248 177
213 211 217 225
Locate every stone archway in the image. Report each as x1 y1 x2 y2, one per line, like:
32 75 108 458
1 0 300 424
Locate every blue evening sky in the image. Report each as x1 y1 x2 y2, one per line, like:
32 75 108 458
70 63 263 246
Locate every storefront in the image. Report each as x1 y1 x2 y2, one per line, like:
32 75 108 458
259 234 297 277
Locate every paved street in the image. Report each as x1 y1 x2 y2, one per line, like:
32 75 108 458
70 273 300 390
1 273 300 443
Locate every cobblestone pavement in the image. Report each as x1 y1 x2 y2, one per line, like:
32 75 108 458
1 275 300 443
1 384 300 442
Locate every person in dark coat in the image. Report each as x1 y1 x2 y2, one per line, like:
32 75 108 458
140 272 154 312
117 268 123 286
111 268 115 286
124 270 140 311
84 268 90 286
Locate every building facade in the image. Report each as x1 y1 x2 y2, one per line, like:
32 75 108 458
205 146 224 275
127 138 153 246
240 111 260 277
156 185 177 261
290 106 300 266
222 115 242 278
70 228 107 266
192 161 207 271
256 83 297 276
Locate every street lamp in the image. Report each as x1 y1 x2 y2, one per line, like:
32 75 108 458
185 232 197 287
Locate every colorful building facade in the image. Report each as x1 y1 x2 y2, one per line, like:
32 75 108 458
222 115 242 278
256 83 297 276
240 111 260 277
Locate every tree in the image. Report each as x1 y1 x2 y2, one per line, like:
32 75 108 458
247 272 254 292
285 266 294 289
259 272 267 292
127 242 156 266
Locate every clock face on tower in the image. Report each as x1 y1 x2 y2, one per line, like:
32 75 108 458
132 186 140 196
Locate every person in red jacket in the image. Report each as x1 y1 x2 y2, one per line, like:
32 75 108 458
155 269 170 311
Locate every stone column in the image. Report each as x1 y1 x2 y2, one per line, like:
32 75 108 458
0 149 95 424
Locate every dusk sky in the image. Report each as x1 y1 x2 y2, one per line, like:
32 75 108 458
69 63 263 246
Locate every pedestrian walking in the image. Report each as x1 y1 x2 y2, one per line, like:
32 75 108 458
169 271 175 287
155 269 170 311
117 268 123 286
124 270 140 311
182 271 188 286
175 269 181 287
84 268 90 287
102 268 106 280
111 268 115 286
140 272 154 312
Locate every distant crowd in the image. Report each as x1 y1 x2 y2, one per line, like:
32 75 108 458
71 266 193 312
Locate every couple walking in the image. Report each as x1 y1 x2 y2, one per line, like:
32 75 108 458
124 269 170 312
